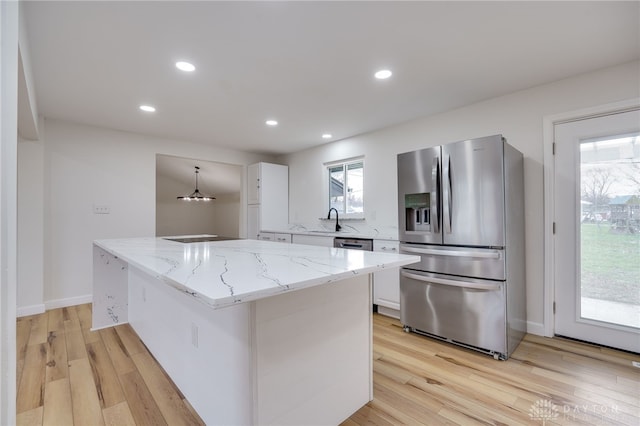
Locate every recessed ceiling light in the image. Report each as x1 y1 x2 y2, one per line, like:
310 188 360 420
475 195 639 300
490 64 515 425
322 133 332 139
374 69 392 80
176 61 196 72
265 120 278 126
139 105 156 112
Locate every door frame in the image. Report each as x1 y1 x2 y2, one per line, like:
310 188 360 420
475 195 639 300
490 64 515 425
542 98 640 338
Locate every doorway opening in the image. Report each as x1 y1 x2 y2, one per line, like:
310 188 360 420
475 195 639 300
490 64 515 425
548 104 640 353
155 154 242 238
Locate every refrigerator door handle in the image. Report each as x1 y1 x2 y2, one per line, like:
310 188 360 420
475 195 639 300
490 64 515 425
400 245 502 259
443 156 452 233
401 270 502 291
431 157 439 233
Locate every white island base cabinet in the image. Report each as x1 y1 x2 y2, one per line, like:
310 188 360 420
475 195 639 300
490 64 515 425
125 262 371 425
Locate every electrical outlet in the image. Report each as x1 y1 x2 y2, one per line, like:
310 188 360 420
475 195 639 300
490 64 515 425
93 205 110 214
191 323 199 348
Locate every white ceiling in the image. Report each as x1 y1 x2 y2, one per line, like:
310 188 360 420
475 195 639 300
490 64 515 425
23 1 639 155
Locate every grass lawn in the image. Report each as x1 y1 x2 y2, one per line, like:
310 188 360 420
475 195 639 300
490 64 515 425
581 223 640 305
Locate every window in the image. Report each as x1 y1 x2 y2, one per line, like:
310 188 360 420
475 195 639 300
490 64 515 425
327 159 364 216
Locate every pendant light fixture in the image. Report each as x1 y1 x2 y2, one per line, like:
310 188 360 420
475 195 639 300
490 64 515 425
177 166 215 201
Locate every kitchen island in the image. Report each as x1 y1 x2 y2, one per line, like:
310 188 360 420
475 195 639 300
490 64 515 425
92 236 418 425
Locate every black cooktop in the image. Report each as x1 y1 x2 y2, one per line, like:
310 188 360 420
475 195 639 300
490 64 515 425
163 236 240 243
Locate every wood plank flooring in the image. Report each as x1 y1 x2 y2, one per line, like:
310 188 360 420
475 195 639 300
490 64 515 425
345 314 640 426
16 304 639 425
16 304 204 426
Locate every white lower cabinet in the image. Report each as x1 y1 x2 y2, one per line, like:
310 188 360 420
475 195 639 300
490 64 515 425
373 240 401 319
273 233 292 243
291 234 334 247
259 232 291 243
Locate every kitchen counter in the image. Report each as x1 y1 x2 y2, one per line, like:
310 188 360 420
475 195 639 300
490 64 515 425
261 220 400 240
261 228 399 240
93 236 416 313
92 236 418 425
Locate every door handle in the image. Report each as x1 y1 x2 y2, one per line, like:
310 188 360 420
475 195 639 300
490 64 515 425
401 270 501 291
431 157 439 233
443 156 452 233
400 245 502 259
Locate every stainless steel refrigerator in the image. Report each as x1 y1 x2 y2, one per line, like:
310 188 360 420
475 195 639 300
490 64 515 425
397 134 525 360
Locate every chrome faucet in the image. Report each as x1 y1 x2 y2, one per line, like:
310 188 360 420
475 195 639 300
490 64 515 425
327 208 342 232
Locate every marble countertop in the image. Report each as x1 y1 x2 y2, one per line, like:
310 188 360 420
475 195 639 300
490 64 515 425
262 229 372 238
94 237 419 310
261 225 399 240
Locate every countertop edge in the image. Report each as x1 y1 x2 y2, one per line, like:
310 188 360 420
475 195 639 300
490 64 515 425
93 238 418 310
261 229 399 240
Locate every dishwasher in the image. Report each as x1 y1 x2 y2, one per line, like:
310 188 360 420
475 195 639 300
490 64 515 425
333 237 376 312
333 237 373 251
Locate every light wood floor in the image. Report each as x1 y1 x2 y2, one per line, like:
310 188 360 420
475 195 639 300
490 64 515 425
16 305 640 425
16 304 204 425
345 315 640 426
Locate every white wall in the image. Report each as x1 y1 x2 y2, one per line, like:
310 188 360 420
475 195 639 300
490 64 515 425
17 137 44 315
280 60 640 335
17 118 273 311
17 1 38 141
0 0 19 423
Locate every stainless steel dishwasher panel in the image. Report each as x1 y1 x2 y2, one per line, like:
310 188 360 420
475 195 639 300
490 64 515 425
400 269 507 355
333 237 373 251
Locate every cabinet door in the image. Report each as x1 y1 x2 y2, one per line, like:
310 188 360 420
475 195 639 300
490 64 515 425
248 163 260 204
291 234 334 247
258 232 275 241
260 163 289 230
373 241 400 317
274 233 292 243
248 205 260 240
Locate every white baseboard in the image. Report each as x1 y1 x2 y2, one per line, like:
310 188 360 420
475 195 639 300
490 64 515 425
376 305 400 320
16 304 46 317
44 294 92 311
527 320 546 337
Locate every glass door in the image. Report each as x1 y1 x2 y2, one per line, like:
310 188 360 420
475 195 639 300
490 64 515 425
554 108 640 353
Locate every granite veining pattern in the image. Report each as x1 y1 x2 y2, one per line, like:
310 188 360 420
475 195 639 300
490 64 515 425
94 237 418 310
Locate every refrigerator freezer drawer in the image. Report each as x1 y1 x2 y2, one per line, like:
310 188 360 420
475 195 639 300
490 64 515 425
400 270 507 356
400 244 505 280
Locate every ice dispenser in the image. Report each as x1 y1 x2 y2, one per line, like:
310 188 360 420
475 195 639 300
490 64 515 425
404 193 431 232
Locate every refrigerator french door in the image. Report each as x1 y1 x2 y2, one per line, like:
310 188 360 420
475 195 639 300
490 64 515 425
397 135 507 247
397 134 525 360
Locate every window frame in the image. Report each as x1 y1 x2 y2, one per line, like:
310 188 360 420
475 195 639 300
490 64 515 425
324 157 365 219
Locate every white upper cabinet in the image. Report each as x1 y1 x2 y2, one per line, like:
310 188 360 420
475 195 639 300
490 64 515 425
247 163 289 237
248 163 260 204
